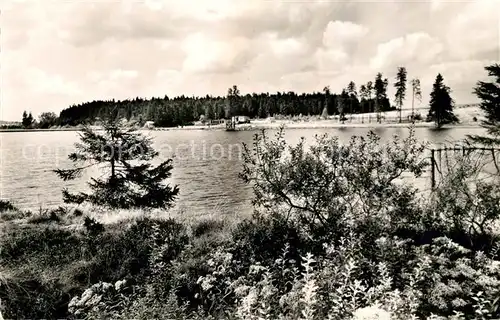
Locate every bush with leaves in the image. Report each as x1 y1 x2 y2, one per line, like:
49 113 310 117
191 235 500 319
240 126 428 243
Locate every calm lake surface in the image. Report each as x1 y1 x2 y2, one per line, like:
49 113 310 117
0 127 487 218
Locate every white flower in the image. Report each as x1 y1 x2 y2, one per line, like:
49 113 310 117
114 279 127 292
201 276 215 291
68 296 80 310
101 282 112 291
207 259 215 267
78 288 95 306
234 284 251 297
352 305 392 320
223 253 233 264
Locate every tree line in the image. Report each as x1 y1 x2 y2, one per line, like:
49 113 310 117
18 67 464 128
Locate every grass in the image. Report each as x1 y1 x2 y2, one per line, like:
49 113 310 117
0 200 240 319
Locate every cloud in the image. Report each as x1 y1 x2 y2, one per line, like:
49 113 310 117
322 21 369 49
25 69 82 96
0 0 496 120
370 32 444 70
181 33 255 74
444 0 499 61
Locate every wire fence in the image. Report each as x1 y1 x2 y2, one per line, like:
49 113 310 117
428 145 500 190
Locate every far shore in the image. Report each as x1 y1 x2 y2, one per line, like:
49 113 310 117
0 120 483 133
0 106 484 133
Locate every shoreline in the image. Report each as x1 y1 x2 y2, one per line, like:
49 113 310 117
0 121 483 133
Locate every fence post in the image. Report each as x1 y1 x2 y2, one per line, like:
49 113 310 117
431 149 436 190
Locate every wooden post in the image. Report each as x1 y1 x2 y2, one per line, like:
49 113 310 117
431 149 436 190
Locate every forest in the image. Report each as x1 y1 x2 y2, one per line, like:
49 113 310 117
57 72 396 127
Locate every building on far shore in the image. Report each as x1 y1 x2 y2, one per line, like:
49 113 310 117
143 121 155 129
234 116 250 124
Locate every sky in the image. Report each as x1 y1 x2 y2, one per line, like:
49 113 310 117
1 0 499 121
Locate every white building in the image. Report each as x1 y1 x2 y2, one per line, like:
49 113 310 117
234 116 250 124
143 121 155 129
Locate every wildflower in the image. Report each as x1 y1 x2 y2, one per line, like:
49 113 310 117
352 305 392 320
68 296 80 310
223 252 233 265
100 281 113 292
261 284 276 299
486 260 500 274
249 264 267 275
236 287 258 319
207 258 215 267
234 284 251 297
114 279 127 292
375 237 388 248
78 287 96 307
200 276 215 292
451 298 467 308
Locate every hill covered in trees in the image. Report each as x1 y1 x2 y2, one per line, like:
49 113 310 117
57 72 397 127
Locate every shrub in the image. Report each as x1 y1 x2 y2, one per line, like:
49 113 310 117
0 276 71 319
231 213 307 266
83 216 104 236
0 226 80 265
0 200 16 212
240 127 428 240
0 217 190 319
192 219 226 238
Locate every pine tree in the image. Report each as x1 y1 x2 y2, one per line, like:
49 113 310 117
468 64 500 145
427 73 458 128
322 86 330 119
22 111 34 128
54 118 179 209
411 78 422 122
225 85 241 118
347 81 359 113
205 102 215 120
366 81 374 113
28 112 34 126
347 81 356 96
374 73 390 121
22 111 29 127
394 67 407 123
359 84 369 114
337 89 349 123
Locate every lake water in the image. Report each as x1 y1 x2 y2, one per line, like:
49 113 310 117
0 126 487 218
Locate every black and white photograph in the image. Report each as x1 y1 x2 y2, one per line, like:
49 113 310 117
0 0 499 319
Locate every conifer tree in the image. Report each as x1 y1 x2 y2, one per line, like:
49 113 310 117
54 117 179 209
427 73 458 128
394 67 407 123
468 64 500 145
411 78 422 121
22 111 34 128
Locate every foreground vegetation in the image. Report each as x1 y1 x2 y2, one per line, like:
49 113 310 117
1 125 500 319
